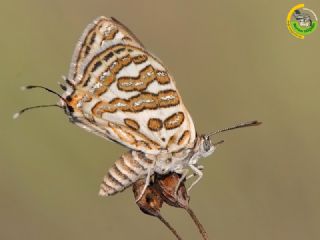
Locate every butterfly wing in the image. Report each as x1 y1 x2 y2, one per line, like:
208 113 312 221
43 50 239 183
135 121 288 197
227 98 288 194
68 16 144 84
63 17 196 154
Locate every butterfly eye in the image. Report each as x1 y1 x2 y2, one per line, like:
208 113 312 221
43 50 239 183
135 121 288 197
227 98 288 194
203 137 211 152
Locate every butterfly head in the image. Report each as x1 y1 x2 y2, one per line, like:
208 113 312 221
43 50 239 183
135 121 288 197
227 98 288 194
198 135 216 158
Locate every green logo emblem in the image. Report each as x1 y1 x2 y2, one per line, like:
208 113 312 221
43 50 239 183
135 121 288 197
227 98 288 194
287 4 318 39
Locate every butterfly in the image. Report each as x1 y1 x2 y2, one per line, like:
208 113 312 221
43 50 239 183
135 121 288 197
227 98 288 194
15 17 261 200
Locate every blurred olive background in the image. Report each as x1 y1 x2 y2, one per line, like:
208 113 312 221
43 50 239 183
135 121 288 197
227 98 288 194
1 0 320 240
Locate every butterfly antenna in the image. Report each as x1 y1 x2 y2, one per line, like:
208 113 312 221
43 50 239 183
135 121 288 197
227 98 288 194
13 104 63 119
213 139 225 146
13 85 69 119
208 120 262 137
21 85 68 104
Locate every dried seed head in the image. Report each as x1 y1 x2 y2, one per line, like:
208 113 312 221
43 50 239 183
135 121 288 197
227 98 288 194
154 173 190 209
132 178 183 240
132 178 163 217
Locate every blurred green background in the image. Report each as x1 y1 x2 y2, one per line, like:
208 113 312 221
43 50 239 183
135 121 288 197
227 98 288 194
1 0 320 239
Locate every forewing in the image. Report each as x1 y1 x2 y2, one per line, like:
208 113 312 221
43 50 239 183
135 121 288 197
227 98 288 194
66 41 196 154
68 16 144 84
64 17 196 154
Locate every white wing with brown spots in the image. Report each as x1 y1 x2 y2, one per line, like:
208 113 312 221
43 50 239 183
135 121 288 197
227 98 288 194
62 17 196 155
68 16 144 85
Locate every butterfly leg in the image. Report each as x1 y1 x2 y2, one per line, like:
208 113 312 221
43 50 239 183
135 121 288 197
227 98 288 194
187 164 203 193
174 169 189 199
135 166 154 202
186 165 204 180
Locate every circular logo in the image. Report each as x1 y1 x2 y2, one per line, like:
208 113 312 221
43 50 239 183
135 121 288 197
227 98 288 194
287 4 318 39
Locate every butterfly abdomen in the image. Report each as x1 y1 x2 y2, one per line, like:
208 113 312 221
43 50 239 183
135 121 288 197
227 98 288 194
99 151 153 196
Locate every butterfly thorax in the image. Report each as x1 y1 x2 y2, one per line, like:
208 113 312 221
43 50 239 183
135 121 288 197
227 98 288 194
145 134 215 175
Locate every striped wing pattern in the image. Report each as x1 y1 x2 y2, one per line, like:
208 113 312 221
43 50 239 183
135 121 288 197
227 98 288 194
64 17 196 155
68 16 144 84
